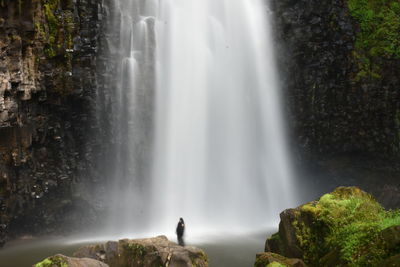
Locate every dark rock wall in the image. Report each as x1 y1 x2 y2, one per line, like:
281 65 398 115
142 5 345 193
0 0 399 247
271 0 400 207
0 0 103 246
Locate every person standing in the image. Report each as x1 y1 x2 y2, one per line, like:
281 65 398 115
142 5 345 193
176 217 185 246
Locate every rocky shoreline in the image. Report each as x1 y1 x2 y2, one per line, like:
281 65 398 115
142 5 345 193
34 236 208 267
30 187 400 267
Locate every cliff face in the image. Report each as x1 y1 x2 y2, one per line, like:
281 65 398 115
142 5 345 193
0 0 398 247
0 0 102 246
271 0 400 206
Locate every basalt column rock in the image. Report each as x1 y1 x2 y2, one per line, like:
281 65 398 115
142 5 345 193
270 0 400 207
271 0 400 159
0 0 104 246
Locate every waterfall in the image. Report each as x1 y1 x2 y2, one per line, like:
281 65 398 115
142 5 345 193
103 0 157 234
104 0 296 237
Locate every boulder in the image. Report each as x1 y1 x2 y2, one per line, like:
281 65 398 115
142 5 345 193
266 262 287 267
33 254 108 267
73 235 208 267
265 187 400 266
380 225 400 252
380 254 400 267
255 252 306 267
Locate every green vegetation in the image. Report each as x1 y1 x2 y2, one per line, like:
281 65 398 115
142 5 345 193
266 262 287 267
40 0 74 59
34 258 53 267
296 187 400 266
34 256 68 267
255 253 296 267
43 0 61 58
32 0 75 95
191 250 208 267
381 210 400 229
125 243 147 257
347 0 400 79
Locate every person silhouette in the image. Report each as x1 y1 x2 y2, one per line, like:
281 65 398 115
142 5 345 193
176 217 185 246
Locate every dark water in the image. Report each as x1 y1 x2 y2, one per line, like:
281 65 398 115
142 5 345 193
0 231 271 267
196 232 269 267
0 237 88 267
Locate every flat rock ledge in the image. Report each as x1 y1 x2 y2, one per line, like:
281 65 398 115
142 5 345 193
33 254 108 267
73 235 208 267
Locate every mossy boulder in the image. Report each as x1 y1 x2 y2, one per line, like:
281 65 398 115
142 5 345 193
266 262 286 267
73 235 208 267
380 254 400 267
33 254 108 267
255 252 306 267
380 225 400 252
265 187 400 266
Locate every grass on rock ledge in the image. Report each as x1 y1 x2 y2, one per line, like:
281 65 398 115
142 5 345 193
298 187 400 266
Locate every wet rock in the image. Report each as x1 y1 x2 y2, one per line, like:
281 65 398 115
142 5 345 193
255 252 306 267
380 225 400 252
73 235 208 267
33 254 108 267
265 187 400 266
271 0 400 170
0 0 104 247
380 254 400 267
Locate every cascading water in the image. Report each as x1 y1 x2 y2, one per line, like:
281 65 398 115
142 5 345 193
104 0 296 237
103 0 157 234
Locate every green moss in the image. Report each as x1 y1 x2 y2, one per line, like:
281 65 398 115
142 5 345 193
347 0 400 79
41 0 74 59
270 232 282 245
44 46 56 58
35 0 75 95
34 258 53 267
34 256 68 267
43 0 60 58
381 210 400 230
190 250 208 267
35 22 46 38
120 242 164 267
296 187 399 266
255 253 293 267
266 262 287 267
125 243 147 257
121 242 147 266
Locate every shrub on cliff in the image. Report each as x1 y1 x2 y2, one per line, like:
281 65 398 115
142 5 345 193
347 0 400 79
265 187 400 266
